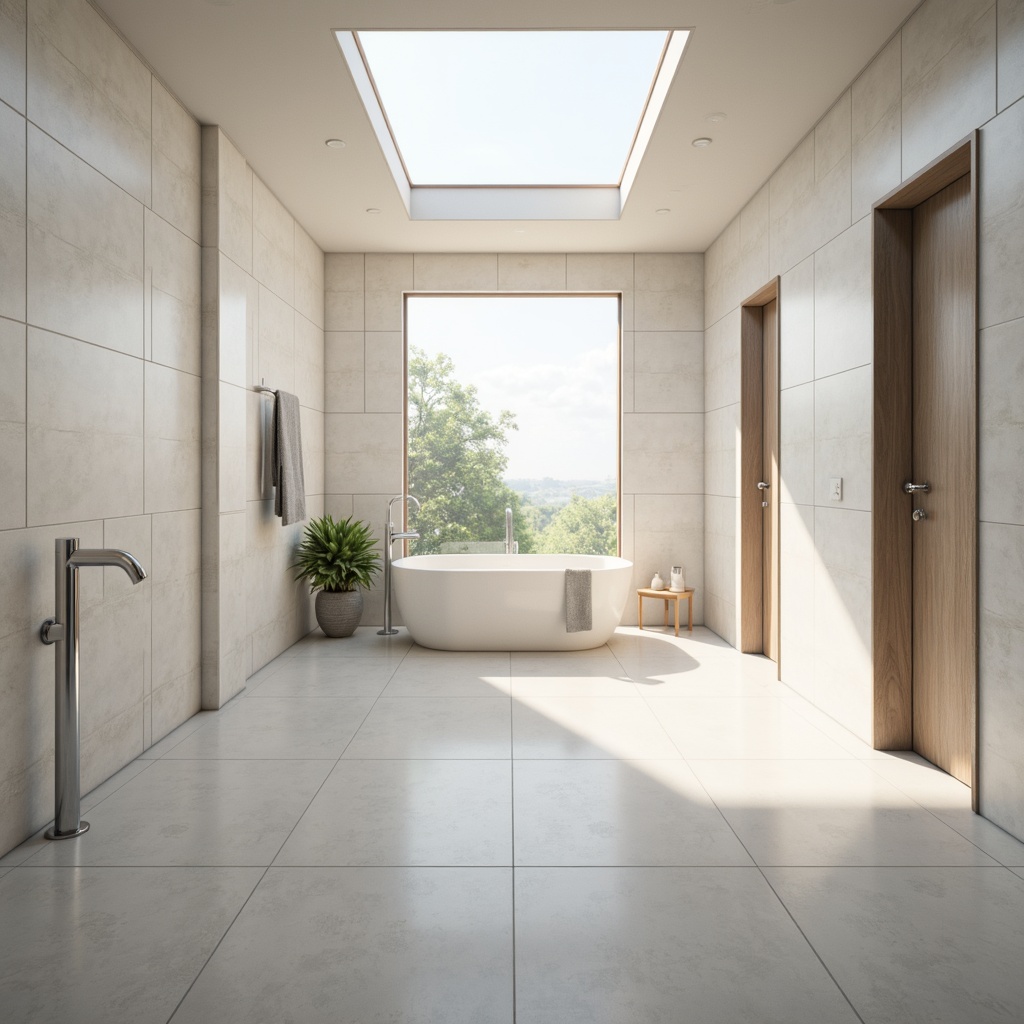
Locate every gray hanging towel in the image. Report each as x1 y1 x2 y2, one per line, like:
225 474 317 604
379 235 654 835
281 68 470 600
565 568 592 633
272 390 307 526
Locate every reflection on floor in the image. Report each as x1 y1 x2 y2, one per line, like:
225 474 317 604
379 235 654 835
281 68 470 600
2 626 1024 1023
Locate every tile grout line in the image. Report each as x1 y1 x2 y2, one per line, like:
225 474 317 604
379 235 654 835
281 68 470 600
509 646 518 1024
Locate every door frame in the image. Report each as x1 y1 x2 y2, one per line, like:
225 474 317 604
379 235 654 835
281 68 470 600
740 277 781 673
870 133 979 806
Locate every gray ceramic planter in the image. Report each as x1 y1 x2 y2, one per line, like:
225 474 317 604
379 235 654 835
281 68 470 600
314 590 363 637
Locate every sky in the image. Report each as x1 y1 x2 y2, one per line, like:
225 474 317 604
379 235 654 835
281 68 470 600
406 296 619 481
357 31 668 185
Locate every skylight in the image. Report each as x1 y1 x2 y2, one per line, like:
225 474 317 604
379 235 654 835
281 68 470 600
335 29 690 220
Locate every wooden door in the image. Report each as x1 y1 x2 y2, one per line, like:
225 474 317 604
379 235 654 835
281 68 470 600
761 299 779 662
910 174 975 785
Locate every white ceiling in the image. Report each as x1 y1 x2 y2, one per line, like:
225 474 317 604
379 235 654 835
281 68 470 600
94 0 921 254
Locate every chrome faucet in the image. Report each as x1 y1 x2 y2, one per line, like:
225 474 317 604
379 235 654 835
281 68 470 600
40 540 147 839
505 506 518 555
378 494 420 636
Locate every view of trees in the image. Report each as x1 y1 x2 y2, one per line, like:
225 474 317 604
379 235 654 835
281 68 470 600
407 348 616 556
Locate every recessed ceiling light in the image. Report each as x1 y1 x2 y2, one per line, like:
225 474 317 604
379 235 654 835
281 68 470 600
705 112 727 123
365 208 381 214
691 137 713 148
656 208 671 215
324 138 346 149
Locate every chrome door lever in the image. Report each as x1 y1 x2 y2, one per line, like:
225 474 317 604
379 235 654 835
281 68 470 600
912 508 928 521
757 481 769 490
904 481 930 494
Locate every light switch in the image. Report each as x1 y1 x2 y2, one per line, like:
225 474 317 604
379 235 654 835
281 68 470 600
829 477 843 502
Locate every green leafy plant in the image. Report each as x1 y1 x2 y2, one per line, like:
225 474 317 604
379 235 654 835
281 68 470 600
292 515 381 593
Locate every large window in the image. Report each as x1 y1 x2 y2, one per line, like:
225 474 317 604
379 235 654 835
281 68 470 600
405 296 619 556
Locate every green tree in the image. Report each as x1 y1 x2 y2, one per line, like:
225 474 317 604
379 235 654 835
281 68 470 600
537 493 617 556
408 348 535 554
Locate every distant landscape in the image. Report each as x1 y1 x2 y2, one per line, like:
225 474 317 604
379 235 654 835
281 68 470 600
505 477 616 507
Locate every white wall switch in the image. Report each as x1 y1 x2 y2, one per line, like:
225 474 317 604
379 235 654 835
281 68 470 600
830 477 843 502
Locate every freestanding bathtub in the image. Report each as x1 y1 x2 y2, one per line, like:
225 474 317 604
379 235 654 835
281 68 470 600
392 554 633 651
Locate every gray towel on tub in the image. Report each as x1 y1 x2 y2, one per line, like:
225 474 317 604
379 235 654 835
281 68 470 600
272 390 307 526
565 569 592 633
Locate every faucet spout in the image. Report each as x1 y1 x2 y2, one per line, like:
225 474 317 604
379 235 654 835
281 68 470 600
66 548 147 585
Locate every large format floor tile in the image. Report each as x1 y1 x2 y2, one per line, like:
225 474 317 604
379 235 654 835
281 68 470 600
28 759 333 866
164 696 375 759
0 866 261 1024
690 759 998 866
382 654 512 696
246 656 400 698
276 759 512 865
342 697 512 758
171 867 514 1024
765 867 1024 1024
513 759 751 866
512 695 680 759
514 867 861 1024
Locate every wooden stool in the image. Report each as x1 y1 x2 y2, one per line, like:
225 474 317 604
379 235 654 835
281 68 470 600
637 587 694 636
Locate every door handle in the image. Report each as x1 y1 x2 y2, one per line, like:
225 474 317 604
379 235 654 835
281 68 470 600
757 481 769 490
904 482 930 494
912 508 928 521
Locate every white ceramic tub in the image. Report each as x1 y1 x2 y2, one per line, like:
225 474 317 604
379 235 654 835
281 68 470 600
392 554 633 651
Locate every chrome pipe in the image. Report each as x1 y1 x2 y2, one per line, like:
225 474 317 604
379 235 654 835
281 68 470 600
40 540 147 840
378 495 420 636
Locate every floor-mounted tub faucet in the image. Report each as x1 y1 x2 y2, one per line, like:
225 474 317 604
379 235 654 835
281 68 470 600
505 506 518 555
40 539 147 839
378 494 420 636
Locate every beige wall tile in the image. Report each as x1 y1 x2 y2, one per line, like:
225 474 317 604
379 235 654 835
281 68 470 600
365 331 404 413
738 184 771 303
301 406 324 497
217 254 255 388
27 0 151 203
780 255 815 389
294 223 325 328
852 35 902 219
27 126 143 356
213 130 253 273
979 520 1024 837
26 328 143 524
621 330 634 414
151 508 201 582
813 216 872 379
621 413 703 495
152 79 200 243
324 494 355 520
704 307 741 412
565 253 633 328
769 133 815 277
813 365 872 511
325 332 364 412
812 505 872 741
704 403 739 500
294 313 324 413
366 253 413 331
414 253 498 292
704 493 738 618
80 700 143 795
253 175 294 303
979 98 1024 329
497 253 567 291
151 668 201 745
147 209 201 377
151 576 200 691
101 514 152 601
812 92 853 248
999 0 1024 109
902 0 996 176
634 253 703 332
324 412 403 495
324 253 364 331
779 502 816 695
780 383 814 507
633 331 703 413
631 494 704 625
980 316 1024 525
145 362 201 514
0 318 25 530
0 102 25 323
257 284 295 394
703 217 738 331
619 492 635 564
0 0 26 113
218 381 246 515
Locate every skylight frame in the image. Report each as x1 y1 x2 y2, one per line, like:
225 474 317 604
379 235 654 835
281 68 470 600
334 28 692 221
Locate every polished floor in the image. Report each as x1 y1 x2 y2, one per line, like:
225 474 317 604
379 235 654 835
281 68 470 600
2 626 1024 1023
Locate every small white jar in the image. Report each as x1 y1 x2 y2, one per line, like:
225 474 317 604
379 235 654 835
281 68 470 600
650 572 666 591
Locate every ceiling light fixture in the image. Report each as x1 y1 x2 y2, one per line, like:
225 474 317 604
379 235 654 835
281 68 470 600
691 137 713 148
365 208 381 214
656 208 670 215
325 138 346 149
705 112 727 123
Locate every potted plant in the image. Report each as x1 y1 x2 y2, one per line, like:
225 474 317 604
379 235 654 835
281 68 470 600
292 514 381 637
